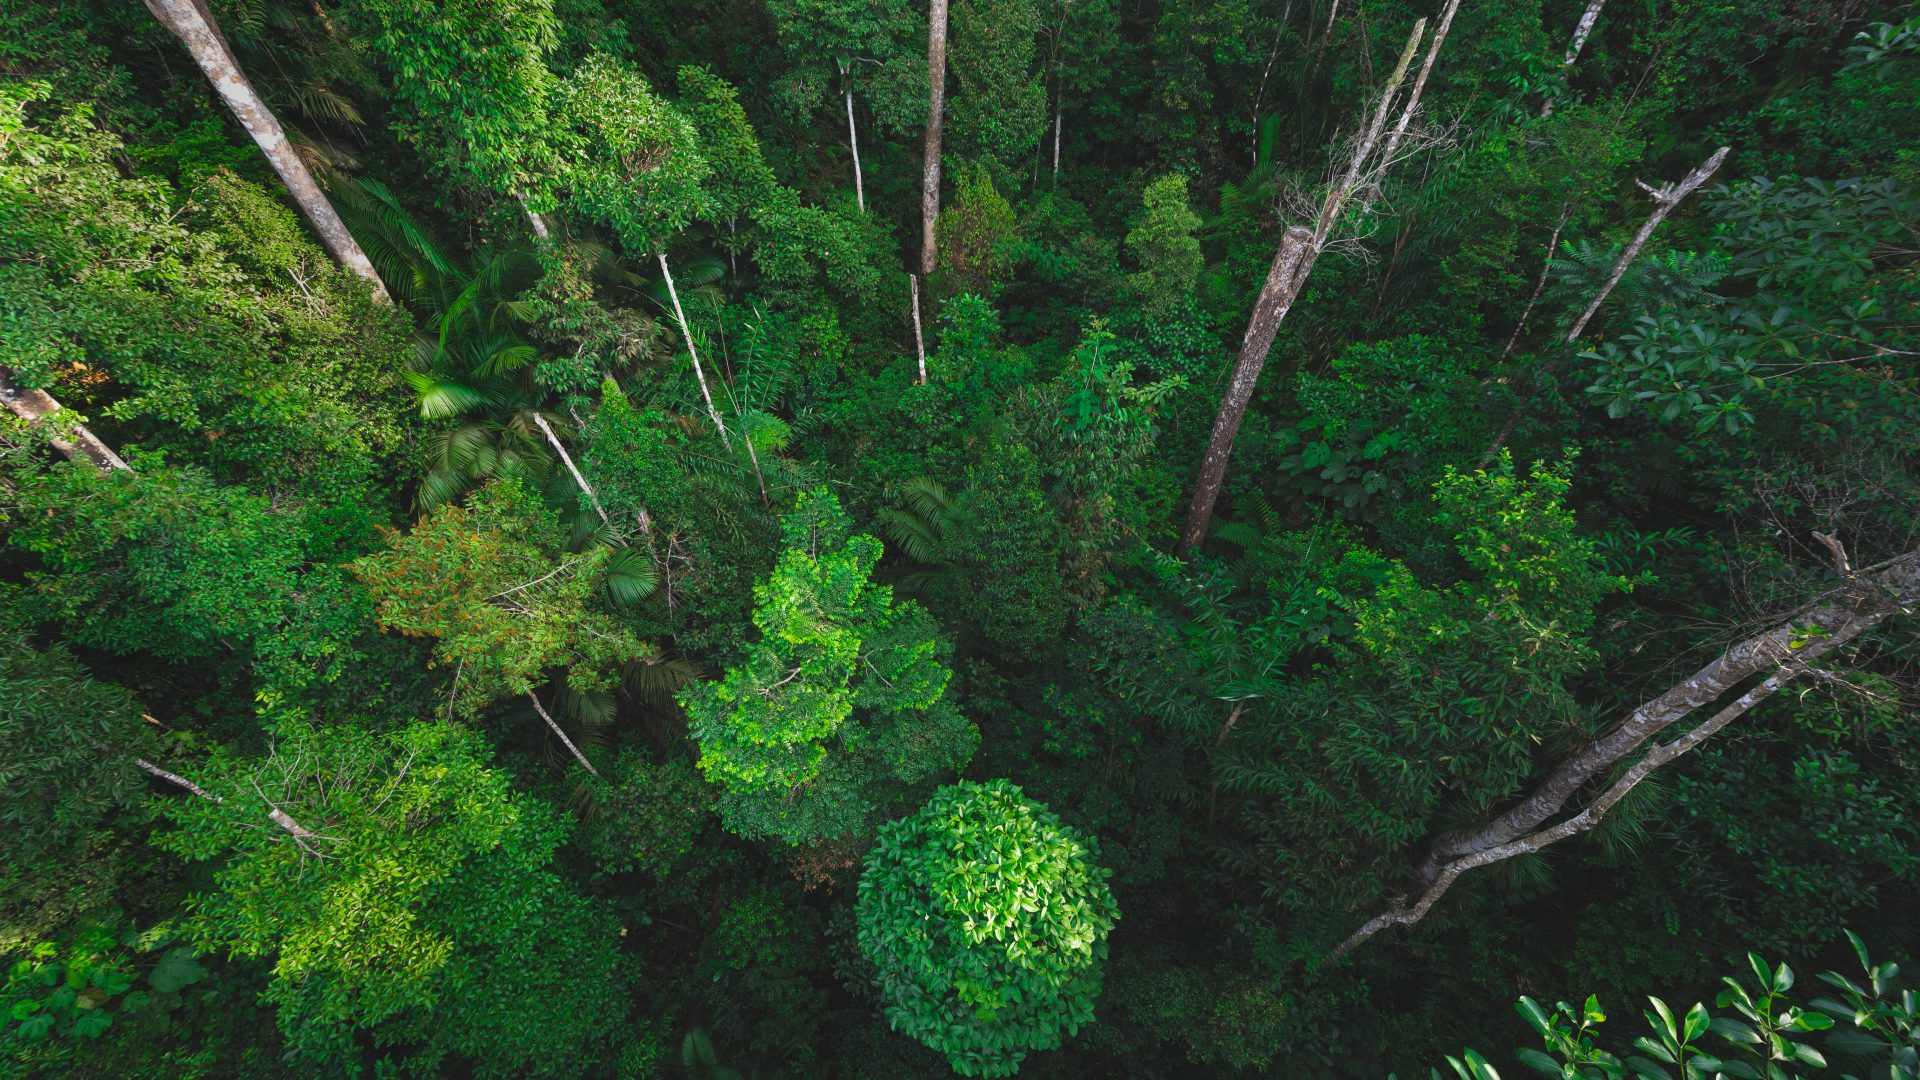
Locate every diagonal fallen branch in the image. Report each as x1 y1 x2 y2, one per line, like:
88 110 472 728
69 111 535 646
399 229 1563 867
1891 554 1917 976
1324 539 1920 965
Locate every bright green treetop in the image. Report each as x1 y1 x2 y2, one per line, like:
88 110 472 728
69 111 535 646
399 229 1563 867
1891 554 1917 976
1124 174 1204 315
555 52 712 254
350 478 653 717
343 0 563 205
679 488 977 846
856 778 1119 1077
151 718 626 1073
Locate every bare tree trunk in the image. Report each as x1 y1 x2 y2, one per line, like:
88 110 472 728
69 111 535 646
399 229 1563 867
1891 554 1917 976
142 0 389 301
1327 539 1920 963
137 756 322 838
1564 145 1729 340
519 195 552 240
1052 106 1063 180
1498 208 1571 361
1 371 131 472
1477 145 1729 468
1541 0 1609 116
1177 20 1428 557
920 0 950 276
527 692 603 778
910 274 929 384
841 61 866 214
531 412 610 527
657 252 731 448
1373 0 1465 176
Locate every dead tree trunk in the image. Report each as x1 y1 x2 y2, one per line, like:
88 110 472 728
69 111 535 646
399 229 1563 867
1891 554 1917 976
527 692 603 777
1476 145 1729 467
1541 0 1609 117
1564 145 1729 340
1 371 131 472
657 252 731 449
531 412 610 527
910 274 929 383
1176 18 1430 557
142 0 389 301
920 0 950 276
841 60 867 214
1327 538 1920 964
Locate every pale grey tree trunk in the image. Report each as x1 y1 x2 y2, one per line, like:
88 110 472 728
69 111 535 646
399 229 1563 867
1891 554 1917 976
531 412 610 527
519 195 552 240
1326 537 1919 964
1541 0 1609 116
142 0 389 301
657 252 731 448
1564 145 1729 341
1052 106 1063 179
920 0 950 276
137 757 323 839
841 61 866 214
910 273 929 383
527 693 602 778
1177 20 1430 557
1476 145 1730 469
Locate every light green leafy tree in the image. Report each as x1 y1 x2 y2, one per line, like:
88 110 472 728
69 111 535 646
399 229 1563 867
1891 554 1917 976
679 488 977 846
1124 174 1204 315
342 0 563 210
856 778 1119 1077
150 718 628 1075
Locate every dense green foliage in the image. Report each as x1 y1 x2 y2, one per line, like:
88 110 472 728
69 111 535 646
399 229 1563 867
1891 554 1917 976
857 779 1119 1077
1 0 1917 1074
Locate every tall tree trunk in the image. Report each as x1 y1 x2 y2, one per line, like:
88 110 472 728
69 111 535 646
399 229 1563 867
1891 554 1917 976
920 0 950 276
142 0 389 301
910 274 929 384
519 195 552 240
1 371 130 472
657 252 731 449
1177 19 1428 557
1327 539 1920 963
1541 0 1609 116
841 61 867 213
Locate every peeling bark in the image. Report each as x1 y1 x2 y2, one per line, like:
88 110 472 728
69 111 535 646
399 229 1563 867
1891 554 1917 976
1177 18 1432 557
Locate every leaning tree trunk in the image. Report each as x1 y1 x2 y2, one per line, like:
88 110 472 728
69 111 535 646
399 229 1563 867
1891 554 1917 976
1 371 130 472
840 61 867 214
1541 0 1609 117
1564 145 1729 339
142 0 389 301
657 252 731 449
527 692 603 778
1326 537 1920 964
1176 17 1431 557
920 0 950 276
1475 145 1729 468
